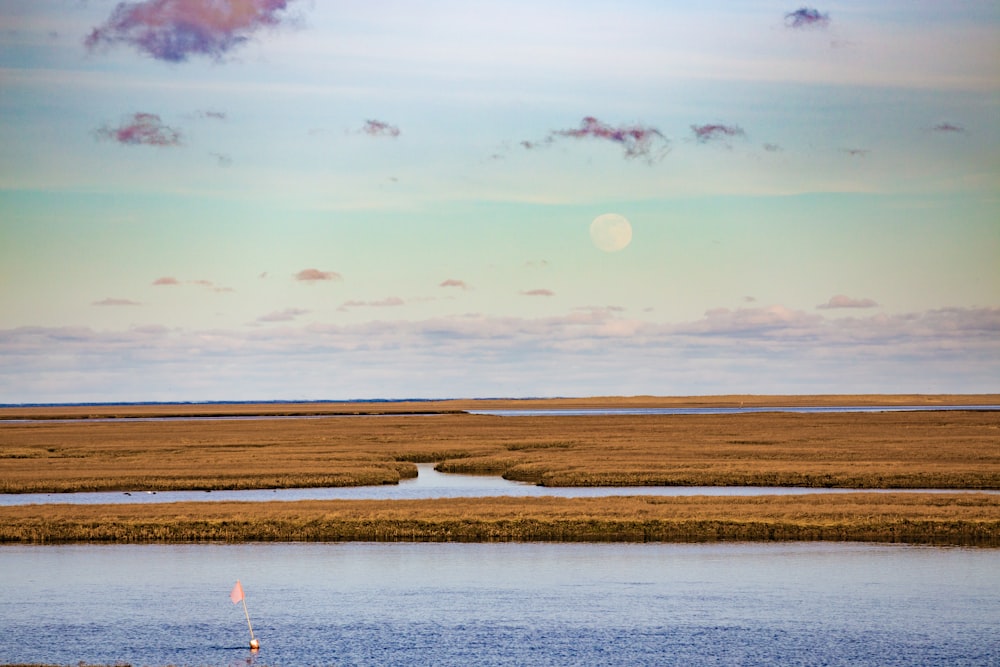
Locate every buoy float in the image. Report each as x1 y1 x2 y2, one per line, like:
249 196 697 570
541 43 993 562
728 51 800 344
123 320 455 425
250 638 260 650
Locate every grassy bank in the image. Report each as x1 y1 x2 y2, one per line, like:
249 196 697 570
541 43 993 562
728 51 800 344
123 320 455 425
1 402 998 493
1 493 997 546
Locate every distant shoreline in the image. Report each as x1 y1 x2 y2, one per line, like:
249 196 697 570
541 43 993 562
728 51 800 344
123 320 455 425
2 393 998 421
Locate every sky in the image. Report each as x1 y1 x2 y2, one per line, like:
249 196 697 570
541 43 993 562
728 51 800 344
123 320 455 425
1 1 998 403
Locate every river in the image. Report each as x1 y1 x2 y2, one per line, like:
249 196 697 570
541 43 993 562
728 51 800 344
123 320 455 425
1 542 997 666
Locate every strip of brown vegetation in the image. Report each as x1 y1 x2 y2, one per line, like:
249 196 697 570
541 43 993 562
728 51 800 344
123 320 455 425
2 408 997 492
1 494 996 546
2 394 997 420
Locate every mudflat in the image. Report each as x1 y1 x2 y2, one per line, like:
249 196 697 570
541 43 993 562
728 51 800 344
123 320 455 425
1 395 997 545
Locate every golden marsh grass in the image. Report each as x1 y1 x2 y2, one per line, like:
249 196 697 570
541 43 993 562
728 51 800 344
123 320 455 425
1 396 997 545
1 493 996 546
1 398 998 493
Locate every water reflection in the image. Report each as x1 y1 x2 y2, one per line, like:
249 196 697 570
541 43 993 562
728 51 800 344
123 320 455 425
1 542 997 666
2 463 993 506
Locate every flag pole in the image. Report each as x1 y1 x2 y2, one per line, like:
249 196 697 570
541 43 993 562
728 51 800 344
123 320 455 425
233 579 260 650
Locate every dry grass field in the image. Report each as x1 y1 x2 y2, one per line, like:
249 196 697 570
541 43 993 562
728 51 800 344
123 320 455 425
1 396 998 545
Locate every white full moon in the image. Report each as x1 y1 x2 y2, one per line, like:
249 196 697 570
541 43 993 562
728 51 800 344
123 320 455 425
590 213 633 252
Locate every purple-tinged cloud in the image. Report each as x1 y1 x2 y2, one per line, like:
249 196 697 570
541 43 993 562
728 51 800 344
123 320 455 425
521 289 554 297
85 0 295 63
360 119 400 138
931 122 965 133
785 7 830 29
691 123 745 144
527 117 669 163
440 279 468 289
93 298 141 306
95 112 181 147
817 295 879 310
257 307 309 323
295 268 341 282
152 276 179 286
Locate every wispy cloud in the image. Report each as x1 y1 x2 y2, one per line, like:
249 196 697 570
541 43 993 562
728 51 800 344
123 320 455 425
784 7 830 29
196 109 227 120
85 0 297 62
931 122 965 133
843 148 870 157
439 279 468 290
93 298 141 306
339 297 405 310
257 307 309 323
691 123 745 145
191 279 234 293
359 119 401 138
817 295 879 310
524 117 669 163
521 289 555 297
153 276 232 291
211 152 233 167
95 112 181 147
295 268 341 282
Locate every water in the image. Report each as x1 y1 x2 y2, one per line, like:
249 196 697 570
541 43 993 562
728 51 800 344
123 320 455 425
3 463 993 506
0 542 997 666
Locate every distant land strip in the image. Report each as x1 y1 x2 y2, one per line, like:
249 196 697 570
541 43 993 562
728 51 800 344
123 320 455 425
1 494 997 547
2 394 998 420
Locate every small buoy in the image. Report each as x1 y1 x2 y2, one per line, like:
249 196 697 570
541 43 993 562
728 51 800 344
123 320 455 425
250 638 260 650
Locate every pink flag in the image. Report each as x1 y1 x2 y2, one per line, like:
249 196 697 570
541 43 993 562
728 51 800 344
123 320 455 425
230 580 244 605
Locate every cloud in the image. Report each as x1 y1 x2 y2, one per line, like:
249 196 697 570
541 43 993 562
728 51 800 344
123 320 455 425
843 148 870 157
85 0 296 62
95 112 181 147
525 117 669 163
153 276 232 291
359 119 401 138
817 295 879 310
93 298 141 306
194 279 235 293
784 7 830 29
339 297 405 310
295 268 341 282
4 307 999 401
762 143 782 153
931 122 965 133
691 124 745 144
211 152 233 167
196 110 227 120
257 307 309 323
521 289 554 297
439 279 468 290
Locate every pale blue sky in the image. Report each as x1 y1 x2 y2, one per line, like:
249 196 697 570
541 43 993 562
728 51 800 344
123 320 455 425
1 1 998 402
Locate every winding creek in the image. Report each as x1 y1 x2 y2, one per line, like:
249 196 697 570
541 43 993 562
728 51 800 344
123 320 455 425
1 463 996 506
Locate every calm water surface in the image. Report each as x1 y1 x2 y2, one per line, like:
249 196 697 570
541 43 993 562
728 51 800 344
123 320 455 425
2 463 993 506
1 542 997 666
